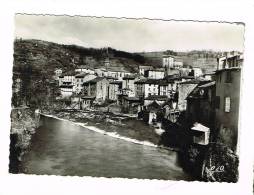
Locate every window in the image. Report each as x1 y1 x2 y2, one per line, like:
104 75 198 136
215 96 220 109
225 97 231 112
225 71 232 83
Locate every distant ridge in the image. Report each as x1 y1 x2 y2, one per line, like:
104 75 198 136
14 39 233 75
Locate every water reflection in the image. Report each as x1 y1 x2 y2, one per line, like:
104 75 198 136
21 115 192 180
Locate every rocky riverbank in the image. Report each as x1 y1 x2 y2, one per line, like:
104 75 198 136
9 108 40 173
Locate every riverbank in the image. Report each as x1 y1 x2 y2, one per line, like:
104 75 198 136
40 109 178 151
9 108 40 173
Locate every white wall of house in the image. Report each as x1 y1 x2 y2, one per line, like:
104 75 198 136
139 66 153 76
159 85 168 96
108 83 120 100
144 83 159 98
54 69 62 80
173 61 183 69
162 56 174 68
123 79 136 97
95 79 109 101
60 87 74 98
75 68 95 74
59 75 75 86
193 68 203 78
159 82 178 98
148 70 165 79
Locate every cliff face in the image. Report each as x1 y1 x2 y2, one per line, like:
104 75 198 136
9 108 40 173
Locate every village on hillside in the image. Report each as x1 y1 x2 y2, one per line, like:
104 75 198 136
11 46 243 181
10 12 245 182
54 50 241 149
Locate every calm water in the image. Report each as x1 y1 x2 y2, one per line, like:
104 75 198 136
21 115 192 180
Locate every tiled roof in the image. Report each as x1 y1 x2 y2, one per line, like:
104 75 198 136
187 81 214 99
75 65 91 69
198 81 215 88
75 72 89 78
83 77 105 84
81 96 96 100
215 67 241 74
123 75 136 80
145 95 168 101
60 70 76 77
134 78 148 84
106 76 117 80
148 68 165 72
110 81 122 85
123 96 141 101
180 78 208 84
59 85 74 88
139 65 153 69
146 101 162 111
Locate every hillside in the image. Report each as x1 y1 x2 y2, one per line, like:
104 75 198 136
13 39 148 75
14 39 230 76
139 50 228 73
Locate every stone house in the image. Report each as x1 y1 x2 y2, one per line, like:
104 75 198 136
139 65 153 76
185 81 216 145
58 72 75 86
108 80 122 101
214 67 241 153
75 73 96 94
59 81 75 98
144 68 165 79
162 55 174 68
122 96 141 114
75 65 95 74
83 77 109 103
122 75 137 97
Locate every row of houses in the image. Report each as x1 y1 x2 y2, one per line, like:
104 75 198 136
54 52 242 152
185 52 242 152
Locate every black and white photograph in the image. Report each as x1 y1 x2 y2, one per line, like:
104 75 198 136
9 14 244 182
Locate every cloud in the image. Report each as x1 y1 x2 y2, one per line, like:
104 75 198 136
15 14 245 52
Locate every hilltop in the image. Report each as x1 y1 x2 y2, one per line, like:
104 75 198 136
13 39 231 76
138 50 227 73
13 39 148 75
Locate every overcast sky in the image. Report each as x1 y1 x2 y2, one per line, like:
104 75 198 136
15 14 245 53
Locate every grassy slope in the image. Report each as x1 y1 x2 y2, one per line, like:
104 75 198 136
13 39 147 75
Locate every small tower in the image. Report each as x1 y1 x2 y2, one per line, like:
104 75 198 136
104 47 110 70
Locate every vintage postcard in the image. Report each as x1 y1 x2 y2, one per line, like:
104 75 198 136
9 14 244 183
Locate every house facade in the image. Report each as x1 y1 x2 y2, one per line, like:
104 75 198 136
122 75 137 97
83 77 109 103
143 79 160 98
214 67 241 152
217 51 243 70
59 74 75 86
59 82 75 98
144 68 165 79
75 65 95 74
162 55 174 68
75 73 97 94
108 81 122 101
139 65 153 76
178 80 200 111
186 81 216 146
54 68 62 80
122 96 141 114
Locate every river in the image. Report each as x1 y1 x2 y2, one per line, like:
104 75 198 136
20 115 192 180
